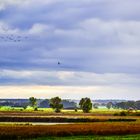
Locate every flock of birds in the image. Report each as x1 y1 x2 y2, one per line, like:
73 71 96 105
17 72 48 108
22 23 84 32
0 36 61 65
0 27 61 65
0 34 28 42
0 27 28 42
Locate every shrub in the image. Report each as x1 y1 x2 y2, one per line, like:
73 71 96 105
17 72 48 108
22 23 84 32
120 111 127 116
114 113 119 116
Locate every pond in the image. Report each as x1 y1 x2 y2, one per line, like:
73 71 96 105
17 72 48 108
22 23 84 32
0 122 72 125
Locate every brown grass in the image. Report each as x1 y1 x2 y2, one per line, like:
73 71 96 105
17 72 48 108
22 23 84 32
0 122 140 139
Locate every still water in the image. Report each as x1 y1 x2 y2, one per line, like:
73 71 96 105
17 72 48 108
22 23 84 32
0 122 72 125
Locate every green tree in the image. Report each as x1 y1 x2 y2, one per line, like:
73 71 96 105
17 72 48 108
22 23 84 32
106 102 113 109
79 97 92 113
49 97 63 113
29 97 37 110
93 103 99 109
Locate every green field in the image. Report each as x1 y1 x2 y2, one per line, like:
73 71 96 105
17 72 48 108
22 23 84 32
0 106 132 113
33 134 140 140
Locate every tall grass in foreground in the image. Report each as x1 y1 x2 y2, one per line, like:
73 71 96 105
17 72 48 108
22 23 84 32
0 122 140 139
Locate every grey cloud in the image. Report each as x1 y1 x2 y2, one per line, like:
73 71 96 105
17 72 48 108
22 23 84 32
0 69 140 87
0 0 140 74
0 0 140 100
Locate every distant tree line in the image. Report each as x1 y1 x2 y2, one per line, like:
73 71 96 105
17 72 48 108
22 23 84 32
101 101 140 110
0 96 93 113
115 101 140 110
0 98 76 109
1 97 140 112
92 101 140 110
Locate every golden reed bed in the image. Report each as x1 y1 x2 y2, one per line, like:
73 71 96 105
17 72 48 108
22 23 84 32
0 122 140 139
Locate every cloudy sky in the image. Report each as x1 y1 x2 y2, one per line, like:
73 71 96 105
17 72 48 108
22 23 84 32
0 0 140 100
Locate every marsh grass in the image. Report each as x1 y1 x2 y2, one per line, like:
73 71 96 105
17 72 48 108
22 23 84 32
0 122 140 139
0 109 140 139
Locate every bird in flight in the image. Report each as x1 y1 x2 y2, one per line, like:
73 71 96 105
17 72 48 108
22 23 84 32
58 62 61 65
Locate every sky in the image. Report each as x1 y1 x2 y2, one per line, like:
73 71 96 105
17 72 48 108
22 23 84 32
0 0 140 100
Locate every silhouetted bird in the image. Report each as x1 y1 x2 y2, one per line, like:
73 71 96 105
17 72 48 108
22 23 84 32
58 62 60 65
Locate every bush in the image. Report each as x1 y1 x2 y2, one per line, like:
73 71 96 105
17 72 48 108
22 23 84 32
34 107 38 111
114 113 119 116
120 111 127 116
74 108 78 112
